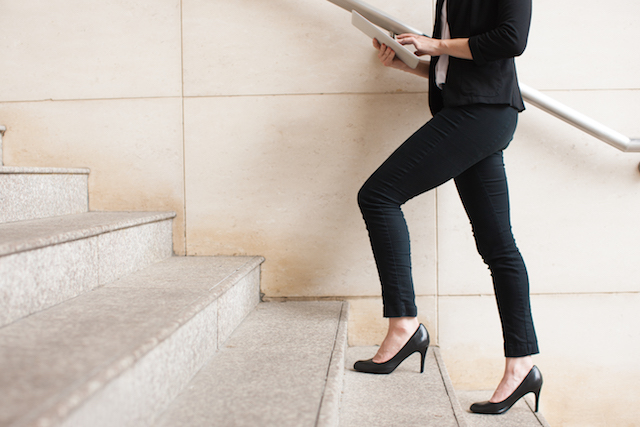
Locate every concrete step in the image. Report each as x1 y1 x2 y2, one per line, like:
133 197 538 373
341 346 467 427
0 211 174 327
155 301 349 427
0 255 264 427
341 345 550 427
0 166 89 224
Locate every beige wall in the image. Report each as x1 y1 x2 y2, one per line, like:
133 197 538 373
2 0 640 425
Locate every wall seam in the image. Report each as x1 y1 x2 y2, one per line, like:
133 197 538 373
179 0 188 256
438 291 640 297
0 95 183 104
431 0 440 349
0 91 432 104
1 87 636 105
435 188 440 347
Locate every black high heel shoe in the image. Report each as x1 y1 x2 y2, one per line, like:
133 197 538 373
353 324 430 374
470 365 543 415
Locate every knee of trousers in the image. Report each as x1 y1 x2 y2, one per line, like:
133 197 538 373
474 235 522 269
357 183 396 214
479 248 526 279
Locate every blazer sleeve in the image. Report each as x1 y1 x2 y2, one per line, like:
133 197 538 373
468 0 532 65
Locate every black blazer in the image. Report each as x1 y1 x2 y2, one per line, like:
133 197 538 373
428 0 532 114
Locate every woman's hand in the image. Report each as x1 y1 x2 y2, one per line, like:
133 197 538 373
373 38 431 78
395 34 441 57
373 38 411 71
396 34 473 60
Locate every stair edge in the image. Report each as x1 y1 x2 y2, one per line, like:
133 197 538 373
0 211 176 257
316 300 349 427
524 395 552 427
433 347 471 427
0 166 90 174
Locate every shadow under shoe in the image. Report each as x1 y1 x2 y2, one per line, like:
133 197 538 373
353 324 430 374
470 365 543 415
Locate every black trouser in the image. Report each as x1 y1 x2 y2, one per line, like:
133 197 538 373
358 104 539 357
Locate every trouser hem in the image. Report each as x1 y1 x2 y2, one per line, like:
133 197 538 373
383 306 418 318
505 343 540 358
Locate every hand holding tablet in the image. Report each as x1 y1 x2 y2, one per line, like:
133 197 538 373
351 11 427 69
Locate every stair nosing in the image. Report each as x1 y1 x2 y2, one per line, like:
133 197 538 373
0 211 176 257
433 347 470 427
0 166 90 175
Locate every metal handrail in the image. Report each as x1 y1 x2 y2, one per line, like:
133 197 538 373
327 0 640 155
520 84 640 153
327 0 426 36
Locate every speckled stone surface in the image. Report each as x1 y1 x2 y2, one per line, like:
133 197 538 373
98 219 173 284
316 302 349 427
0 256 264 427
217 267 261 345
0 237 99 327
0 167 89 224
0 167 90 174
0 211 175 257
61 297 219 427
154 301 346 427
104 255 259 291
340 346 461 427
455 391 550 427
0 211 175 326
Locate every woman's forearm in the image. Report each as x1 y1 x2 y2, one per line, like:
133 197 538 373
404 60 431 78
436 38 472 60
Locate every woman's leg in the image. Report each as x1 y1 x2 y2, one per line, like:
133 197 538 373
358 105 521 361
454 151 539 400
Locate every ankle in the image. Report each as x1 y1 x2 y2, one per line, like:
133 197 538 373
388 317 419 335
504 356 534 379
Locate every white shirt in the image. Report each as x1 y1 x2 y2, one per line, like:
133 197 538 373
435 0 451 89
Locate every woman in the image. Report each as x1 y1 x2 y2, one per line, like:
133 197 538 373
353 0 542 415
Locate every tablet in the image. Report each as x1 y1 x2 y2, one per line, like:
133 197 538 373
351 11 421 69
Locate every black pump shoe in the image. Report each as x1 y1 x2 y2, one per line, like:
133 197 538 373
353 324 430 374
470 365 543 415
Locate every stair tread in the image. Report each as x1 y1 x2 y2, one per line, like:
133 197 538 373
0 211 175 256
340 346 462 427
455 390 550 427
0 255 262 427
340 344 549 427
155 301 347 427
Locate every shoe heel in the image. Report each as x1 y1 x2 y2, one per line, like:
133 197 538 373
419 347 427 373
533 387 541 412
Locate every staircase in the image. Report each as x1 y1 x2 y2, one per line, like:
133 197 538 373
0 156 549 426
0 165 264 426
